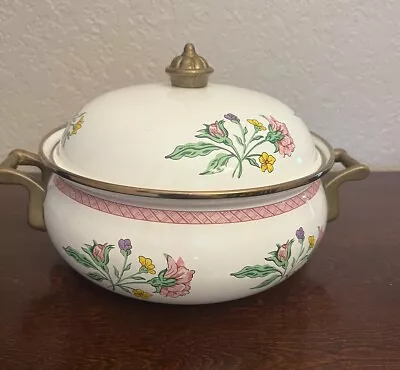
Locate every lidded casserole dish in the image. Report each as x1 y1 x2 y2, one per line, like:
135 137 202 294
0 44 369 305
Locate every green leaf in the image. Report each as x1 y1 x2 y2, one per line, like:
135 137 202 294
268 124 273 132
113 266 120 279
252 135 264 141
148 277 162 287
195 129 226 144
63 246 95 269
265 256 286 268
165 142 221 160
102 245 114 266
286 238 295 262
267 250 278 258
129 276 146 281
200 153 233 175
84 243 94 251
195 122 234 147
81 246 93 259
158 268 167 280
245 157 260 168
125 263 132 272
243 126 248 136
234 135 244 146
87 272 107 282
267 131 285 144
251 273 281 289
160 278 177 287
148 268 177 288
231 265 280 279
218 120 229 135
118 285 131 294
122 274 146 281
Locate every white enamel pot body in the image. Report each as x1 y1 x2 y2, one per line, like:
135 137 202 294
0 146 369 305
43 174 327 305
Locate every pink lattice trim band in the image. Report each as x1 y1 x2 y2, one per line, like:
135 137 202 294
54 177 320 225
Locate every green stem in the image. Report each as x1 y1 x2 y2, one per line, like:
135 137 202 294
115 254 128 285
104 269 115 290
243 137 269 159
86 260 109 281
225 140 242 178
298 246 311 265
281 266 290 278
299 240 311 263
82 251 109 280
298 240 305 258
213 144 237 157
215 144 243 177
115 281 149 290
244 130 257 154
237 121 247 156
119 272 143 283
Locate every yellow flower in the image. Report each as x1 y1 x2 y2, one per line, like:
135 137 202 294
70 115 84 136
71 123 82 135
247 119 266 131
308 235 316 248
258 152 276 173
138 256 156 274
132 289 152 300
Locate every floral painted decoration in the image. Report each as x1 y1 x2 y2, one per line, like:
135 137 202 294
165 113 295 178
230 226 324 289
63 238 195 299
61 112 86 147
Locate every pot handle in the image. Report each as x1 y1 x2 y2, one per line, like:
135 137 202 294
323 149 370 222
0 149 47 231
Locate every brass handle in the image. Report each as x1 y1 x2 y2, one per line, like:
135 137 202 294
0 149 46 231
323 149 370 222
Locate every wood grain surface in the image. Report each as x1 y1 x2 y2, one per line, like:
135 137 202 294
0 172 399 370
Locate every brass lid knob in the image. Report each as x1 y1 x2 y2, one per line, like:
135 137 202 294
165 43 214 88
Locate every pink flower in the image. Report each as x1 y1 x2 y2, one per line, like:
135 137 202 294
267 115 289 135
93 243 108 262
160 255 195 298
267 115 295 157
317 226 325 244
208 121 225 138
277 240 290 261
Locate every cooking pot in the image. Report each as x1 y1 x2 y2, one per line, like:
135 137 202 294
0 44 369 304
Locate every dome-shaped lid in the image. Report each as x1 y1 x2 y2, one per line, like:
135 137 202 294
41 43 334 197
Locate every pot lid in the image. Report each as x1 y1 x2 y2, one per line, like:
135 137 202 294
42 43 334 196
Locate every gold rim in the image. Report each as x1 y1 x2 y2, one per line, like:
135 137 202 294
38 125 335 199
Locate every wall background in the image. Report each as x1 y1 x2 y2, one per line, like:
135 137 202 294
0 0 399 170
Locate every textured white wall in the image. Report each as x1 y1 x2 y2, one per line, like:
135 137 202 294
0 0 399 169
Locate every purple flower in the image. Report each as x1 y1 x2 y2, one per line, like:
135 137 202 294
118 239 132 251
224 113 239 121
296 227 305 241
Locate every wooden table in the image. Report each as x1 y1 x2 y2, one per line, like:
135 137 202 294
0 172 399 369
